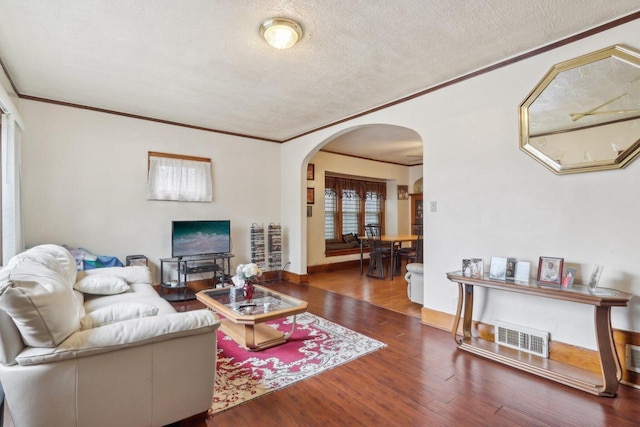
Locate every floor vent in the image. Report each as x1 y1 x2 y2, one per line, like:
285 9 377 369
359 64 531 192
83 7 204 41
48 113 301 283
626 345 640 373
495 320 549 358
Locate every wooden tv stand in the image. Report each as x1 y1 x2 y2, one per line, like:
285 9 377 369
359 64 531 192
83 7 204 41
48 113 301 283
446 271 631 397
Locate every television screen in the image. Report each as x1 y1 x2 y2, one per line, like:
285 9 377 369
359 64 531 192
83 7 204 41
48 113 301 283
172 220 231 258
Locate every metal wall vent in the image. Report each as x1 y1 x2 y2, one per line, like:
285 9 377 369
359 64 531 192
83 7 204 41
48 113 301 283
495 320 549 358
626 344 640 373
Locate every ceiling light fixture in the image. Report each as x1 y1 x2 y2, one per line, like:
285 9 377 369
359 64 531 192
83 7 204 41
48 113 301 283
260 18 302 50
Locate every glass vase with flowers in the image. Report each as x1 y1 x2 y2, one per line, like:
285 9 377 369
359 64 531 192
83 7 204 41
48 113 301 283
231 263 263 299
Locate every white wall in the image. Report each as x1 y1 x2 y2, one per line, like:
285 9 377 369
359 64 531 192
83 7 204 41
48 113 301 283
19 100 281 280
306 150 410 266
283 19 640 349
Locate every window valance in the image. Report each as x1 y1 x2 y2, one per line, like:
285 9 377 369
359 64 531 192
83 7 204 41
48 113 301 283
325 176 386 200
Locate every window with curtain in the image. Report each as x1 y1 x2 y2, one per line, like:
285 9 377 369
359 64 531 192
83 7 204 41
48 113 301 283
324 189 338 240
324 175 386 246
146 152 212 202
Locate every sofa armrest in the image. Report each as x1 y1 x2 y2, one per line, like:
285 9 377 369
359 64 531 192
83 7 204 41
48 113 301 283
405 263 423 275
15 309 219 366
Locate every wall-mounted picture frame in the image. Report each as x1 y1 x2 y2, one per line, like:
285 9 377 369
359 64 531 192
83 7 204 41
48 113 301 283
307 205 313 217
307 187 315 204
537 256 564 286
307 164 315 180
398 185 409 200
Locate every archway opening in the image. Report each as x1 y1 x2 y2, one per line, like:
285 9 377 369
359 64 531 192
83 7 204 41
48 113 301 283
302 124 423 272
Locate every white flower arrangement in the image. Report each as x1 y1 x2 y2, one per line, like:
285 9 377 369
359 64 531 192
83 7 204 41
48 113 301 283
231 263 263 287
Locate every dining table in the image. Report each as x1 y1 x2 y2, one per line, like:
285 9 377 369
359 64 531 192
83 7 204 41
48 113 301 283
359 234 419 280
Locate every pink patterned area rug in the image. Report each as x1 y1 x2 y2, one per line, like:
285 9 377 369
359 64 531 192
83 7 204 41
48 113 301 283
212 312 386 413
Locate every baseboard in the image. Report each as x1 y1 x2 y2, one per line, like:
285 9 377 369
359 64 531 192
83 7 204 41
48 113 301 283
282 270 309 284
421 306 640 385
307 259 362 274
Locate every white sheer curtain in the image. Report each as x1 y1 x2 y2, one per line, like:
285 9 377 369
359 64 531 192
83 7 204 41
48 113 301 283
1 113 23 264
146 155 212 202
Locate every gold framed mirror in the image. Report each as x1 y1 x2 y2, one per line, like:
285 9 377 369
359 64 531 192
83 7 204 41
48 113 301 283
520 45 640 174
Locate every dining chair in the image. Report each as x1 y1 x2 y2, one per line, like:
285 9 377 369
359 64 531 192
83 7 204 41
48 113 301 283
396 224 423 273
364 224 392 279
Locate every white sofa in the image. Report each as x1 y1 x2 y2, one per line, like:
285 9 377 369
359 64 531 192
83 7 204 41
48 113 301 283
405 263 424 304
0 244 220 427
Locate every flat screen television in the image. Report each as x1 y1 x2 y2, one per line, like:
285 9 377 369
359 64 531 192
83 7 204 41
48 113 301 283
171 220 231 258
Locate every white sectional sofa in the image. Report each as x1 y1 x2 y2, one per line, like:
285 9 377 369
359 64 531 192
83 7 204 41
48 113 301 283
0 244 220 427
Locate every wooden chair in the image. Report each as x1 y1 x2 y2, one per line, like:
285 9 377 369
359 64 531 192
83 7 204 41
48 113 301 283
364 224 392 279
395 224 423 273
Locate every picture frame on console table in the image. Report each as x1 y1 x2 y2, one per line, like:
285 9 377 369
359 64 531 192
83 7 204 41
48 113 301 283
514 261 530 283
562 267 577 289
462 258 483 278
537 256 564 286
489 257 507 280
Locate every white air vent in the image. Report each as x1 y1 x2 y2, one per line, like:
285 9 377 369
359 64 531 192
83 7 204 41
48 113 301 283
495 320 549 358
626 344 640 373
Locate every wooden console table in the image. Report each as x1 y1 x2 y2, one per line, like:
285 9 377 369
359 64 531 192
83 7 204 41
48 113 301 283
446 271 631 397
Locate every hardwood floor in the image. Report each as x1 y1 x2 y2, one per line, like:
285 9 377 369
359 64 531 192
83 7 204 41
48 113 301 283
4 269 636 426
305 265 423 319
185 267 640 427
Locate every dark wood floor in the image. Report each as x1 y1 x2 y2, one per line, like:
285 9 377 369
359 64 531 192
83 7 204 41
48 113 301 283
188 269 640 427
4 268 637 427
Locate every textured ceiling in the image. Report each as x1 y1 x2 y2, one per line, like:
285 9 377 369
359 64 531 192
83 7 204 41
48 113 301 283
1 1 640 165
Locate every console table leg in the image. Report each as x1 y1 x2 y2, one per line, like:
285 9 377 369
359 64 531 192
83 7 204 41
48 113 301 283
452 283 464 344
594 306 621 396
462 284 474 341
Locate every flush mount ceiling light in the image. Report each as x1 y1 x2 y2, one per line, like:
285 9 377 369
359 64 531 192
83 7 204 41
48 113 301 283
260 18 302 49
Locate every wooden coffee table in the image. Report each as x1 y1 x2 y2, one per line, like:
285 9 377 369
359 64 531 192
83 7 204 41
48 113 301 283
196 285 308 351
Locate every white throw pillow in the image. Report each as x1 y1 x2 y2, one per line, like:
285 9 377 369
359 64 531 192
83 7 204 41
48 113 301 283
79 303 159 330
0 279 80 347
74 275 130 295
77 266 152 285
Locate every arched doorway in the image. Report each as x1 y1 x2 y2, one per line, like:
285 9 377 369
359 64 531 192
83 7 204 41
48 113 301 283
303 124 423 271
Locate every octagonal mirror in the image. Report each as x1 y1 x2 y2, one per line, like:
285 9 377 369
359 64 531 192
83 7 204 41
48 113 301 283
520 45 640 174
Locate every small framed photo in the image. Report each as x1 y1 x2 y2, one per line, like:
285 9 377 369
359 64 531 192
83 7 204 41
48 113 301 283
469 258 483 278
307 187 315 204
514 261 530 283
537 256 564 286
588 265 604 291
505 258 517 281
397 185 409 200
307 205 313 217
307 164 315 180
462 259 472 277
489 257 507 280
562 267 577 289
